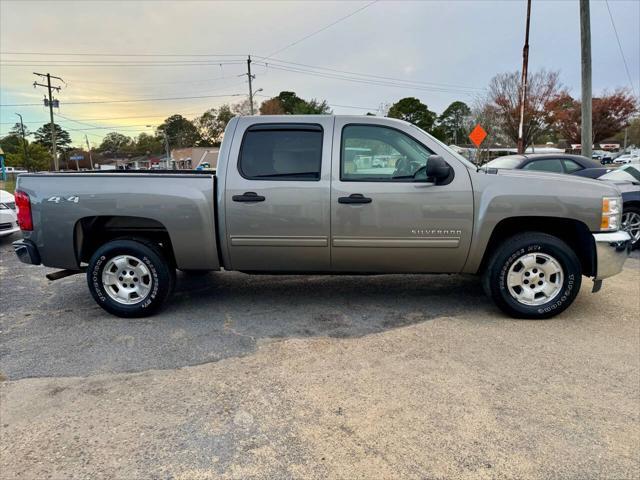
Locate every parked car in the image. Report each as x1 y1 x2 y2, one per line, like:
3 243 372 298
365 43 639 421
597 165 640 248
613 153 640 165
1 166 28 174
484 153 609 177
12 116 631 319
0 190 20 237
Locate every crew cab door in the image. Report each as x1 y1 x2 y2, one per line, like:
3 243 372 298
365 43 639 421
330 117 474 273
224 117 333 271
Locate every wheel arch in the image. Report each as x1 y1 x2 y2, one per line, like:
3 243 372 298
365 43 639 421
74 215 176 267
476 216 596 277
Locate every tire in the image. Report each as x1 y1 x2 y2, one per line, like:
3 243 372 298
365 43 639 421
87 239 175 318
482 232 582 319
621 205 640 250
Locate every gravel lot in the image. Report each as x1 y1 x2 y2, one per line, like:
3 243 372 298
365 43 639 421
1 232 639 479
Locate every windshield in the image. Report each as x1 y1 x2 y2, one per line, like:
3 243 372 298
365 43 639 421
600 165 640 183
485 156 523 169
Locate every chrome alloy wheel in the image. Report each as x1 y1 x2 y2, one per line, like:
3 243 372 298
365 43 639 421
101 255 152 305
506 252 564 306
621 211 640 244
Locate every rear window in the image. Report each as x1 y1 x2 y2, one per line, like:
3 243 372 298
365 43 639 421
485 156 523 169
239 125 323 181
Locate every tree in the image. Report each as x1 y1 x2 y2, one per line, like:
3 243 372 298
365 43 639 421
437 101 472 144
99 132 133 157
196 105 234 145
6 143 52 171
33 123 72 153
0 134 23 155
259 98 286 115
157 115 201 148
547 89 638 144
8 122 31 138
132 132 164 155
262 91 331 115
386 97 437 132
480 69 565 149
614 116 640 146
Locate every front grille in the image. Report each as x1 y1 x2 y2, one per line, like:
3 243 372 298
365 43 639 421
0 222 13 231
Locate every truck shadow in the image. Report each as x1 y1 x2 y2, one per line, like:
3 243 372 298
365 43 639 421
168 271 490 339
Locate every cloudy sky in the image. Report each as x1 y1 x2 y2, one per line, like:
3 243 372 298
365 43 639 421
1 0 638 146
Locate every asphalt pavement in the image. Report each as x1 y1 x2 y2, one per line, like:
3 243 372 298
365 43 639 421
1 232 639 479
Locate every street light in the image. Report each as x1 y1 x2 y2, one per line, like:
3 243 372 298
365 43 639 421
15 113 30 171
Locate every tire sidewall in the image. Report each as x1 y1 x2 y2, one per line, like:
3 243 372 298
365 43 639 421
88 240 171 317
623 206 640 249
494 236 581 318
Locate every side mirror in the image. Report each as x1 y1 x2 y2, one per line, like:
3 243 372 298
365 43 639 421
426 156 452 184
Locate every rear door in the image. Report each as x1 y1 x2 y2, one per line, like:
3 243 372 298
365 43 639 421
224 117 333 271
330 117 474 273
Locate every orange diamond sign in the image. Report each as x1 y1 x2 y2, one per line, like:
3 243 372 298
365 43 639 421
469 124 487 148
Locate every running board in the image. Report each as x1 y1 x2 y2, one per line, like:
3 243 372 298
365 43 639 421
592 279 603 293
46 268 85 281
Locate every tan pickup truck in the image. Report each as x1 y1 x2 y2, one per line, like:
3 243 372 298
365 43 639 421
13 115 631 319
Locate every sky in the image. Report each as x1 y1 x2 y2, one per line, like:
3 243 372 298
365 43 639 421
1 0 639 147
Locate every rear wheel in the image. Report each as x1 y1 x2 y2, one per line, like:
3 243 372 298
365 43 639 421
621 206 640 249
482 232 582 319
87 239 175 318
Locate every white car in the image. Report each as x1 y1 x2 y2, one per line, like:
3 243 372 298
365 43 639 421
2 166 28 174
0 190 20 237
614 154 640 165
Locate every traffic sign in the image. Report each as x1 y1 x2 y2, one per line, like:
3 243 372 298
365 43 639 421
70 155 84 161
469 124 487 148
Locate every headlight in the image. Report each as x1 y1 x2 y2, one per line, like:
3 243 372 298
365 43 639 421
601 196 622 231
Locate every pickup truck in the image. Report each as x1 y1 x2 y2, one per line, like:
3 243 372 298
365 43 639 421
12 115 631 319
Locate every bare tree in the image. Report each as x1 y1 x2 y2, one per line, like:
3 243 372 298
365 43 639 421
479 69 565 150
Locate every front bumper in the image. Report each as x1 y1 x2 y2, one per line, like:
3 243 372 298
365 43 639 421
593 231 631 280
13 239 41 265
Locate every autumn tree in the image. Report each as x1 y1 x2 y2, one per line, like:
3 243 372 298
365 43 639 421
386 97 437 132
261 91 331 115
479 69 565 150
259 98 286 115
547 89 638 144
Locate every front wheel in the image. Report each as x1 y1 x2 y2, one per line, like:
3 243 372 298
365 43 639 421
482 232 582 319
621 206 640 249
87 239 175 318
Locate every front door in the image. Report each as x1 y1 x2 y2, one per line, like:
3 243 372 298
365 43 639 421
225 117 333 271
330 118 474 273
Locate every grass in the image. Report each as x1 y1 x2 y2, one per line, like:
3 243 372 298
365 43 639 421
0 178 17 193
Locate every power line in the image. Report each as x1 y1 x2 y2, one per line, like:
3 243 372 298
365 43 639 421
1 93 243 107
253 62 478 95
263 0 378 60
604 0 637 97
0 61 246 68
1 51 246 57
254 57 484 91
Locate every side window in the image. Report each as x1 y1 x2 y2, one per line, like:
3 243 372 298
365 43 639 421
239 125 323 181
562 159 583 173
522 159 563 173
341 124 435 182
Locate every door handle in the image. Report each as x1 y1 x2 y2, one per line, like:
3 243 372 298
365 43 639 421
338 193 372 204
232 192 265 202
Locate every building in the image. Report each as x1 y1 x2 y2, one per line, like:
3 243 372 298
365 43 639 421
170 147 219 170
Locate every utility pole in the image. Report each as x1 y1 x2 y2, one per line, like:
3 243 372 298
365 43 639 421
85 135 95 170
15 113 30 171
580 0 592 159
163 132 171 169
33 72 63 170
517 0 532 154
246 55 255 115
